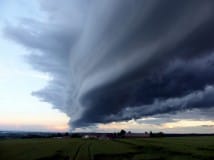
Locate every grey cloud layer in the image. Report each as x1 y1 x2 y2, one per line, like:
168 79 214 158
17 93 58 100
4 0 214 128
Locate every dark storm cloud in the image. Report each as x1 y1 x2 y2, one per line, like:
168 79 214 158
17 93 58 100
81 54 214 111
4 0 214 128
107 85 214 122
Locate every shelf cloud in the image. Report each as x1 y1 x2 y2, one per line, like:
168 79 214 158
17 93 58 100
4 0 214 128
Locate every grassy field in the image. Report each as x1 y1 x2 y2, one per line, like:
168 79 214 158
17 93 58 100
0 136 213 160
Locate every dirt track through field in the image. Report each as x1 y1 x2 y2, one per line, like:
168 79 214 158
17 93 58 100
87 142 92 160
71 141 93 160
72 142 86 160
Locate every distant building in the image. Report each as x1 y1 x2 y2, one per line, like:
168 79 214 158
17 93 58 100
98 134 110 140
125 132 150 138
82 134 97 139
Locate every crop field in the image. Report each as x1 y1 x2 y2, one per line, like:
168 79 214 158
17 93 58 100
0 136 214 160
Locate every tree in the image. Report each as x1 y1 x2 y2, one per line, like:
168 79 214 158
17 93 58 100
64 132 69 136
119 129 126 137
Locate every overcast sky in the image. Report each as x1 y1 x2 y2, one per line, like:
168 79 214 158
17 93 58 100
0 0 214 133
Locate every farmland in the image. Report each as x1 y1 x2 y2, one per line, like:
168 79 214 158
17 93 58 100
0 136 213 160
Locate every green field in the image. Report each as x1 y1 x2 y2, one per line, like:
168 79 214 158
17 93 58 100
0 136 214 160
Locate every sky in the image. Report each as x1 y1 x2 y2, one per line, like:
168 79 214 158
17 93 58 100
0 0 214 133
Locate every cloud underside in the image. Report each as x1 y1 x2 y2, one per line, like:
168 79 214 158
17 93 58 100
4 0 214 128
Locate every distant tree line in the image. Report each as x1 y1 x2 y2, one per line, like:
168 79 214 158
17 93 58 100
149 131 165 137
